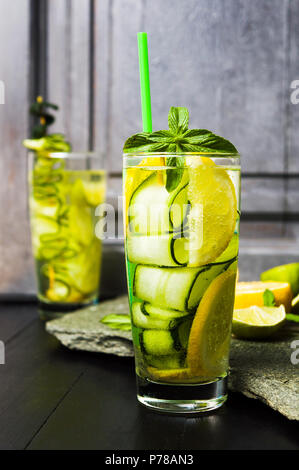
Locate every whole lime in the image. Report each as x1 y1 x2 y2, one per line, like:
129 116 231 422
261 263 299 296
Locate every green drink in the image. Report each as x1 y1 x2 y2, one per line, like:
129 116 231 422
124 153 240 412
123 102 240 412
28 152 106 318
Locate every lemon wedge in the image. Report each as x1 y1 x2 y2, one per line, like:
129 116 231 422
187 269 236 379
235 281 292 312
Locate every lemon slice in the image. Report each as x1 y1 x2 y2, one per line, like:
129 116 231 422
187 269 236 378
147 367 192 383
233 305 286 339
186 157 237 266
291 294 299 314
82 174 106 207
70 179 86 205
235 281 292 312
70 175 106 208
69 204 94 246
261 263 299 296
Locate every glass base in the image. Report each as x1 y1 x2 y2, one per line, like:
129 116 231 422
137 375 227 414
38 298 97 321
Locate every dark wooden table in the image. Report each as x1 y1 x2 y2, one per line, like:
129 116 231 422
0 301 298 451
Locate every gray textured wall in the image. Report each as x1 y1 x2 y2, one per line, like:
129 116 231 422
47 0 299 212
0 0 298 296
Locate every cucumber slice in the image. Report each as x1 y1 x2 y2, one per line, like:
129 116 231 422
134 259 234 312
178 317 193 349
61 238 101 294
169 183 189 228
32 216 60 238
132 302 176 330
39 237 68 260
127 234 188 267
141 330 180 356
31 216 60 255
30 196 60 219
146 354 185 370
143 303 188 320
128 172 188 235
215 233 239 263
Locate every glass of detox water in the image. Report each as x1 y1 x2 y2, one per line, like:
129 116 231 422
123 152 240 413
28 151 106 320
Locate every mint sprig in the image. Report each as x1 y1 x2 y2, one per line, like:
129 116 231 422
23 134 71 157
123 106 238 192
286 314 299 323
263 289 276 307
29 96 59 139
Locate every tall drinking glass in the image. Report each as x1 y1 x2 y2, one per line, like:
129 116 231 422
123 152 240 413
28 152 106 319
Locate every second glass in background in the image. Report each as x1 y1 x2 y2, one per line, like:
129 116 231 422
28 151 106 319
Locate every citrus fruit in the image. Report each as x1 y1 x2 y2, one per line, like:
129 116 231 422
71 173 106 207
187 269 236 378
186 157 237 266
291 294 299 314
235 281 292 312
147 367 192 383
82 179 106 207
261 263 299 296
232 305 286 339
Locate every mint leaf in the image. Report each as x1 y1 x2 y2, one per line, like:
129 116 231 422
123 131 171 153
166 155 185 192
263 289 276 307
181 129 238 154
168 107 189 134
101 314 131 331
286 314 299 323
149 130 174 141
123 132 151 150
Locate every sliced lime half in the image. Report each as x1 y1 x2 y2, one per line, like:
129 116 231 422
233 305 286 339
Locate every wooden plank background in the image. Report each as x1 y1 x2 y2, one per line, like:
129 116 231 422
0 0 298 295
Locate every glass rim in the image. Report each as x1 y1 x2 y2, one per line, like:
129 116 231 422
28 151 100 160
123 151 240 158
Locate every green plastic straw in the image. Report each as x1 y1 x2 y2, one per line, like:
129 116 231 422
137 32 152 133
